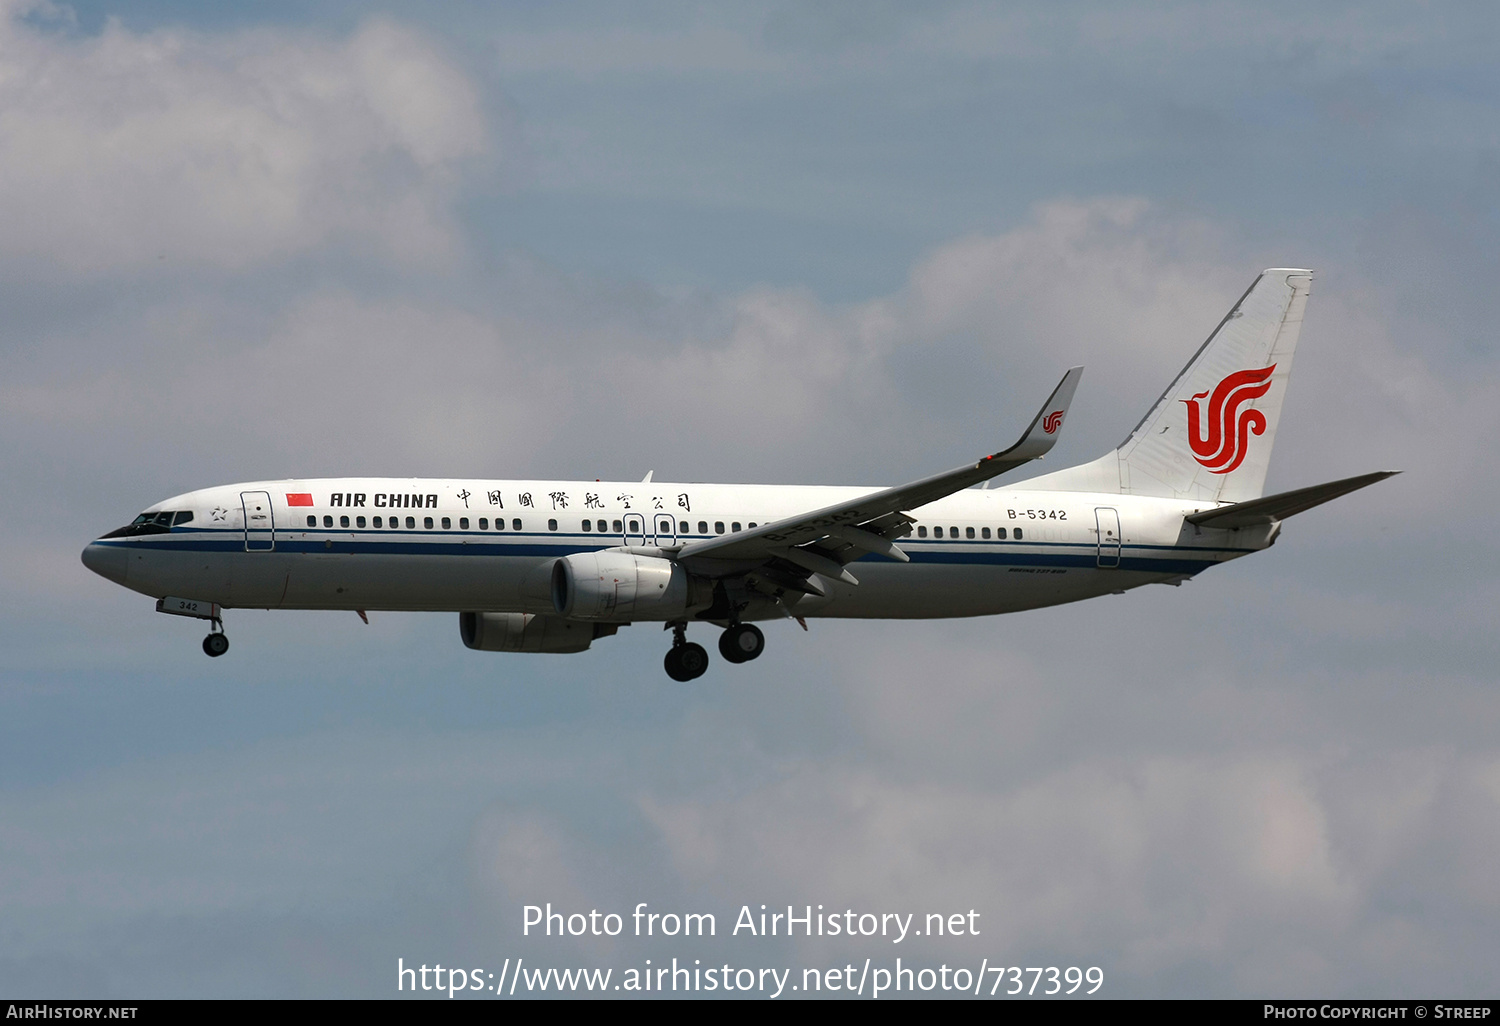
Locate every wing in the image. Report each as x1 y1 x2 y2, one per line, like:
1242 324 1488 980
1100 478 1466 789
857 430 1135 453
675 367 1083 589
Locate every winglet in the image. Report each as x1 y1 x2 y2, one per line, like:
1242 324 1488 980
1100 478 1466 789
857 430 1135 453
990 365 1083 464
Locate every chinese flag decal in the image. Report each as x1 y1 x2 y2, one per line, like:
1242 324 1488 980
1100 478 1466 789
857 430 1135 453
286 493 314 506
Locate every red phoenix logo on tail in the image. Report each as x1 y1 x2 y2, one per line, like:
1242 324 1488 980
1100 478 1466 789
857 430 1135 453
1042 410 1065 434
1182 364 1276 474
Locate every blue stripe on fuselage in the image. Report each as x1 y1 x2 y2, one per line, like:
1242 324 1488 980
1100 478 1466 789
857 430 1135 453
96 530 1239 577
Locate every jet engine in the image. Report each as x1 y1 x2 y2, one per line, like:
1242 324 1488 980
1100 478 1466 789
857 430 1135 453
459 611 617 653
550 550 707 620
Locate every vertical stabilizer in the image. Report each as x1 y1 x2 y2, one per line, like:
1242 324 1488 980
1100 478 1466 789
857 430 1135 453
1018 268 1313 503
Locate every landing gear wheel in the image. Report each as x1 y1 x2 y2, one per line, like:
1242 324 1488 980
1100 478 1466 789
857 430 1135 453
677 642 709 679
718 623 765 664
202 633 229 658
664 641 709 681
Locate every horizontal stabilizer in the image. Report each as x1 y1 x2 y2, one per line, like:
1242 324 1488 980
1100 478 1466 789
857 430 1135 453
1185 471 1399 529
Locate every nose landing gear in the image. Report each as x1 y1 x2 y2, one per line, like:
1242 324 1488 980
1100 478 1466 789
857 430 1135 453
156 597 230 658
718 622 764 664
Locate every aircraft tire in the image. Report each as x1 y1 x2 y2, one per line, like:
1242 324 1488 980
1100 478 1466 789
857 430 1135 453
202 633 229 658
718 630 747 663
719 623 764 663
677 642 709 680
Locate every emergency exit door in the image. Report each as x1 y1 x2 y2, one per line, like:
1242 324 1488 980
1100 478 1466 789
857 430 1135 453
623 513 646 546
653 514 676 545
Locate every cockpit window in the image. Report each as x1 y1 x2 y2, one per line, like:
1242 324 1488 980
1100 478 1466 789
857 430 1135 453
102 510 192 538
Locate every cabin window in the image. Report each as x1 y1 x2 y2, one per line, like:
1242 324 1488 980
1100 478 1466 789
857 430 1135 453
406 516 416 529
340 516 350 528
679 520 689 532
981 527 990 539
323 515 333 528
356 516 366 528
424 517 434 529
597 519 607 532
478 518 488 529
373 516 383 528
732 522 741 532
918 526 928 538
967 527 975 539
715 522 725 534
997 527 1006 539
698 521 708 534
749 522 757 528
306 515 316 527
934 526 944 538
513 519 522 531
460 517 469 530
612 520 622 533
548 519 558 531
1013 527 1022 540
441 517 451 530
582 519 592 532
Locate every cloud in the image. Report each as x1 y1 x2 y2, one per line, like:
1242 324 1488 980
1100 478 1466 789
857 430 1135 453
2 149 1495 997
633 695 1494 994
2 703 1489 995
0 5 487 275
7 195 1487 617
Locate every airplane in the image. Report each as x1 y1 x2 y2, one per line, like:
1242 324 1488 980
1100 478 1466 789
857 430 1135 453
82 268 1395 680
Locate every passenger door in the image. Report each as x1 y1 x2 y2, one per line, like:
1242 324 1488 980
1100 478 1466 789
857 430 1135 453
242 491 275 551
1094 507 1120 568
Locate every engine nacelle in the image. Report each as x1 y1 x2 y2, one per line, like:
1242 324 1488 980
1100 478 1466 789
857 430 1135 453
459 611 617 653
550 550 704 620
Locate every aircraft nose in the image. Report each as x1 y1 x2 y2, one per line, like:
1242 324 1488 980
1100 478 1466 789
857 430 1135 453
81 542 128 585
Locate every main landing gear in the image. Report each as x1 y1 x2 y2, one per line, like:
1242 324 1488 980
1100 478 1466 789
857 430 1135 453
718 622 765 664
664 622 709 682
663 621 767 680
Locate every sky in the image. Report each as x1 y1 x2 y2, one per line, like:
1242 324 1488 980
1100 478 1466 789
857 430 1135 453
1 0 1498 999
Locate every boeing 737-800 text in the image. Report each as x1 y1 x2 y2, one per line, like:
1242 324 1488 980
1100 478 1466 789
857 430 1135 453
83 269 1394 680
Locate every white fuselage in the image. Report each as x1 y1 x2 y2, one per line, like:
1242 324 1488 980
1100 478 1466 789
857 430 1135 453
90 477 1271 621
